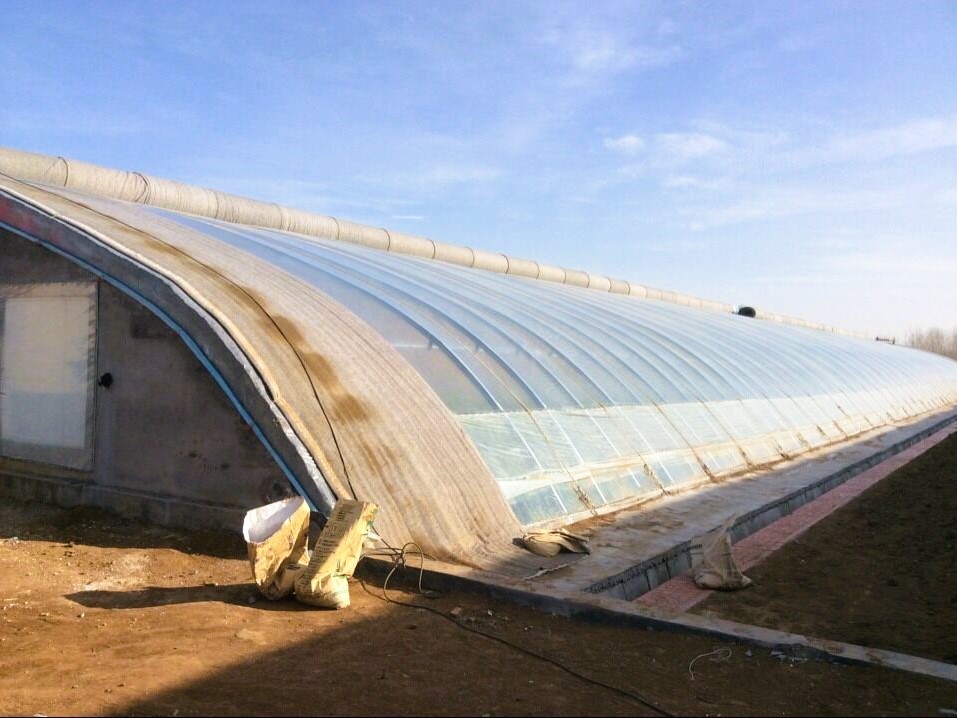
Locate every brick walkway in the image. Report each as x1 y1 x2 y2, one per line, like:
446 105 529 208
635 423 957 614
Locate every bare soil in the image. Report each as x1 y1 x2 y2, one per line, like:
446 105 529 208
696 430 957 663
1 499 955 716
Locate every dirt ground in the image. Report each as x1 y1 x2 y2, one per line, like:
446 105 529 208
1 500 956 717
697 430 957 664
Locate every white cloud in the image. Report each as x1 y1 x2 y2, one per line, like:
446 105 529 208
537 14 684 86
686 186 896 230
572 37 633 73
777 32 821 54
655 132 729 160
793 115 957 167
603 133 645 155
935 187 957 205
690 122 789 151
0 108 154 136
616 163 646 179
569 36 682 75
357 164 502 192
604 129 735 185
825 249 957 277
657 18 677 36
662 175 727 190
425 165 501 185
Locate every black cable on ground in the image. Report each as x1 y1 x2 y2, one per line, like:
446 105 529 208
358 546 675 718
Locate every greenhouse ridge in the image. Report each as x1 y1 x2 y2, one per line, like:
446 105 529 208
0 146 866 339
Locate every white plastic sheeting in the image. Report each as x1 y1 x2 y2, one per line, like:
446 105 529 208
136 210 957 526
0 282 96 470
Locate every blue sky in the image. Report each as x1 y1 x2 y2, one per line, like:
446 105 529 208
3 1 956 338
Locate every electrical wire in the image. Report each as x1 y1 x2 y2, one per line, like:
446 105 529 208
359 544 674 718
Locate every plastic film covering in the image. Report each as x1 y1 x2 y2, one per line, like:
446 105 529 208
129 208 957 527
0 282 97 470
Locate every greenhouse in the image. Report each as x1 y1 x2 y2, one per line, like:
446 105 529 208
2 147 957 569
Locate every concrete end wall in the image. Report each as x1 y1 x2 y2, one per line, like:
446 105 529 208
0 230 293 530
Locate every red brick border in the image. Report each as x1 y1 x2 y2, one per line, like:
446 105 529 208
636 423 957 614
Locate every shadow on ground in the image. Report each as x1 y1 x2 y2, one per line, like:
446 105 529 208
64 583 313 612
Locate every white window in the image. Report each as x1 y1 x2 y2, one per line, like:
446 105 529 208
0 283 97 470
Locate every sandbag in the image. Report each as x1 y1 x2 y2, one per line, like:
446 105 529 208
294 500 378 609
242 497 311 600
690 517 752 591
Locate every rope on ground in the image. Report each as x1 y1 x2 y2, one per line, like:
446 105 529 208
359 545 675 718
688 647 732 681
